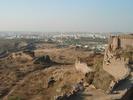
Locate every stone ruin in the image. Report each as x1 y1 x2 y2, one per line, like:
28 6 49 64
75 57 93 74
103 34 133 80
75 34 133 99
103 34 133 99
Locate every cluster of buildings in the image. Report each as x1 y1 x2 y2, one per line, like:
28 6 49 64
0 32 131 52
0 32 109 39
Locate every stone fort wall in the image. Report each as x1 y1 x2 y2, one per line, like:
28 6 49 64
108 34 133 51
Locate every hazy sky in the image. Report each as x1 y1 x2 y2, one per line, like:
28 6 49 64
0 0 133 32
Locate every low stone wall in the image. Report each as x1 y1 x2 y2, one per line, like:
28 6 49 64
75 58 92 74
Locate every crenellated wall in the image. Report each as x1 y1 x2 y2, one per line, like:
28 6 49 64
108 35 133 51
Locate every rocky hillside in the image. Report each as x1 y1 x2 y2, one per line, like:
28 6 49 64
0 35 132 100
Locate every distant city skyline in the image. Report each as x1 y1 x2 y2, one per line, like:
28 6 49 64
0 0 133 32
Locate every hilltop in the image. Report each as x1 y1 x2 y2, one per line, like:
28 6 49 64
0 34 132 100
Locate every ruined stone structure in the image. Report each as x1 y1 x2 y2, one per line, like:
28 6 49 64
108 35 133 51
75 57 93 74
103 34 133 80
103 34 133 99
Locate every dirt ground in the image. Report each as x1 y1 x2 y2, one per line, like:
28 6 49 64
0 45 113 100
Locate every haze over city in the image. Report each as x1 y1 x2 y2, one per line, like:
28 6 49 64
0 0 133 32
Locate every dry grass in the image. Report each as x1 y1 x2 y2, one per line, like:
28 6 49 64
6 65 84 100
0 46 114 99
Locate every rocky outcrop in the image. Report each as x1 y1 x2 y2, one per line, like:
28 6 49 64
34 55 54 67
